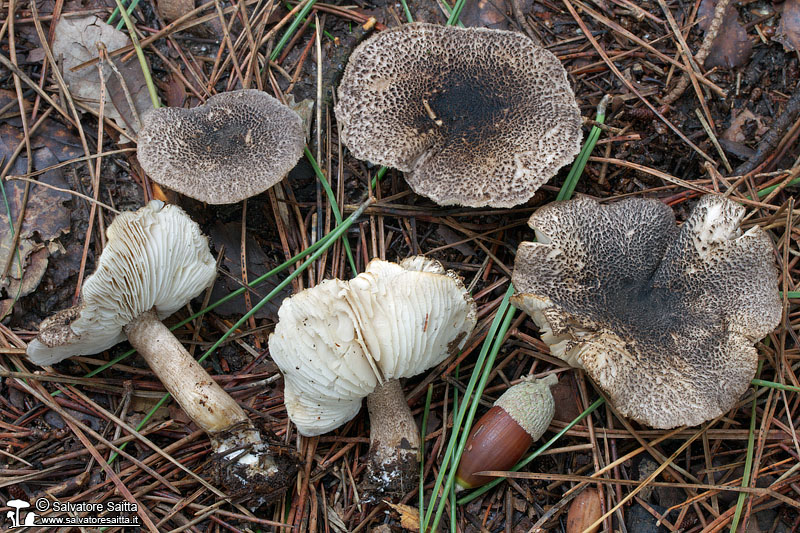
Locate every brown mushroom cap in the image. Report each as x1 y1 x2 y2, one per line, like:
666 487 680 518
137 89 304 204
334 23 582 208
511 195 781 429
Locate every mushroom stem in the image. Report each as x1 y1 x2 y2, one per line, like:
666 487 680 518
364 378 420 497
124 310 295 502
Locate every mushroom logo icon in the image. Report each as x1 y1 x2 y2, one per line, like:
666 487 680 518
4 500 37 528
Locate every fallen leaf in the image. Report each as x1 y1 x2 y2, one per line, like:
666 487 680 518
461 0 509 30
209 222 289 319
698 0 752 69
550 374 581 423
157 0 195 22
566 487 602 533
722 109 768 144
0 125 72 313
436 226 476 257
52 15 154 134
775 0 800 52
386 502 420 531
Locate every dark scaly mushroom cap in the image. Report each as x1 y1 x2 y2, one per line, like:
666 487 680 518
334 23 581 208
511 195 781 429
137 89 304 204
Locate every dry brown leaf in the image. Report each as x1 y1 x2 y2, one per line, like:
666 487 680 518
775 0 800 52
208 222 288 319
698 0 752 69
722 109 768 144
386 502 420 531
52 15 154 134
157 0 195 22
461 0 509 30
566 487 603 533
0 140 72 311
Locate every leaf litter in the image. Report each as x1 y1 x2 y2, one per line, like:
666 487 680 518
0 0 798 532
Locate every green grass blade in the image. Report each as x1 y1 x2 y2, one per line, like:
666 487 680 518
419 384 433 521
400 0 414 23
305 147 357 274
421 285 515 531
749 378 800 393
556 95 609 202
730 362 762 532
446 0 467 25
270 0 317 62
111 0 160 109
427 303 517 532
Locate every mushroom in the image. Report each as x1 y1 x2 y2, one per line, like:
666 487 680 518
455 374 556 489
268 256 477 497
27 201 296 502
334 23 582 208
511 195 782 429
137 89 305 204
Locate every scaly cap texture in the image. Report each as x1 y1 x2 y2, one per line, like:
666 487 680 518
511 195 781 429
494 374 557 440
27 201 217 365
137 89 304 204
335 23 582 208
269 257 477 436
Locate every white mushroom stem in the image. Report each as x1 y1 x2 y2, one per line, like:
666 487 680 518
365 379 420 493
124 310 286 497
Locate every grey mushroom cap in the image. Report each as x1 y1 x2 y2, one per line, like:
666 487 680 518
137 89 305 204
511 195 782 429
335 23 582 208
27 200 217 366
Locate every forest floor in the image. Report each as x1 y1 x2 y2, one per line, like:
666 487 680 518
0 0 799 531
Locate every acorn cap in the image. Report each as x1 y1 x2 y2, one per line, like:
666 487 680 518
137 89 305 204
27 201 217 366
494 374 557 439
512 195 782 429
334 23 582 208
268 256 477 436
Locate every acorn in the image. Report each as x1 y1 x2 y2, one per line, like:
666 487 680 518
455 374 557 490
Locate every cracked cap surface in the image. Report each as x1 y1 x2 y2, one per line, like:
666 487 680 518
335 23 582 208
511 195 781 428
137 89 304 204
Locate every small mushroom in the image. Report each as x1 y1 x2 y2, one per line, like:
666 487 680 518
511 195 782 429
269 257 476 497
137 89 305 204
455 374 556 490
27 201 296 502
334 23 582 208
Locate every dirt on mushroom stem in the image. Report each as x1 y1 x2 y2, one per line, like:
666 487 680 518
124 310 298 504
362 378 421 500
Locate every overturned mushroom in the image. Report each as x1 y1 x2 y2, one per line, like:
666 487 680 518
269 257 476 497
137 89 305 204
27 201 296 502
335 23 582 208
512 195 781 429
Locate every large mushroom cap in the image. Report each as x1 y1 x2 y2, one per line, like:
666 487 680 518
269 257 477 436
334 23 582 208
137 89 305 204
511 195 782 429
27 200 217 366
